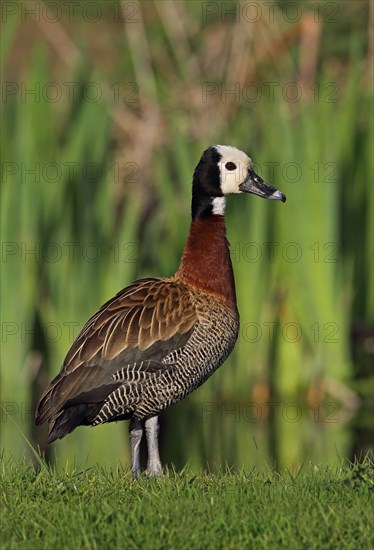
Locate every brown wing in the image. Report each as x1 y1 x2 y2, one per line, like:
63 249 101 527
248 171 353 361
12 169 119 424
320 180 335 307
36 277 197 427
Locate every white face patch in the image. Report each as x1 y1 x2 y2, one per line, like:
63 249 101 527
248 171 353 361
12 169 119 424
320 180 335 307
214 145 252 195
212 196 226 216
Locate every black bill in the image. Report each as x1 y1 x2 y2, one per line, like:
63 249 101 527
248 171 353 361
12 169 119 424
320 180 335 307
239 169 286 202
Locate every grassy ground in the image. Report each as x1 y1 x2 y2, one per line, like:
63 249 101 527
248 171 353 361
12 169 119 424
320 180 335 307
1 457 373 550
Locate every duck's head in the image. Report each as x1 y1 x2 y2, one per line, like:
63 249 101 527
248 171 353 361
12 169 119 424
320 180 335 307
192 145 286 220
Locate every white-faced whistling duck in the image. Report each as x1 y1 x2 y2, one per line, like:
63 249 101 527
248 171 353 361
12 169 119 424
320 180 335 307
36 145 286 476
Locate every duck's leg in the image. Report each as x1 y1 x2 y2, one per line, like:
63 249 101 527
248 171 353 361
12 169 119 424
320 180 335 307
129 418 144 477
145 416 163 476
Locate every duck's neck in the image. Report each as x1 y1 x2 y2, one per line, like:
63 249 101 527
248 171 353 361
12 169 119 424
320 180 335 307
176 215 237 310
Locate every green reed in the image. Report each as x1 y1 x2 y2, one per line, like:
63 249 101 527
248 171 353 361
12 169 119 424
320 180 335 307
1 1 372 469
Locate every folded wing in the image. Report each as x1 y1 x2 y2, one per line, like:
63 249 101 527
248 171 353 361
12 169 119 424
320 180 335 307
35 277 198 441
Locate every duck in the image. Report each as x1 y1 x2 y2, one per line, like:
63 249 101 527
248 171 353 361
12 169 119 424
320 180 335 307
35 145 286 476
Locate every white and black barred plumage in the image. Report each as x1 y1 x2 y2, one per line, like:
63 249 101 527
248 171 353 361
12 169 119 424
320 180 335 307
93 292 239 425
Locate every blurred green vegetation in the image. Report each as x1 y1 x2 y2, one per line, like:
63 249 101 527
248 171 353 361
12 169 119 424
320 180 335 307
1 0 373 471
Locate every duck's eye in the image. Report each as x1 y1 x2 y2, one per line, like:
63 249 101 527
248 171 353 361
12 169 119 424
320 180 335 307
225 162 236 171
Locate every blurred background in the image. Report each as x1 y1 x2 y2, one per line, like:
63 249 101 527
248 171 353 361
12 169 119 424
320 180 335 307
1 0 373 472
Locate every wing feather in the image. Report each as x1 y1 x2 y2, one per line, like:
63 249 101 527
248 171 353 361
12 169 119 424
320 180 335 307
36 277 198 426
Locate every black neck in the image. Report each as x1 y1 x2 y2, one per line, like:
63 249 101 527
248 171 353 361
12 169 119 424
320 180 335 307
191 147 223 221
191 192 215 220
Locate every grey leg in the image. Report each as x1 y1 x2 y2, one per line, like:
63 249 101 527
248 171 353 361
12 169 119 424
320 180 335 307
129 418 144 477
145 416 163 476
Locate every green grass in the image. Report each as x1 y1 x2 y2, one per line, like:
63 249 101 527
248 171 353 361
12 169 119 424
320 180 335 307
1 457 373 550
